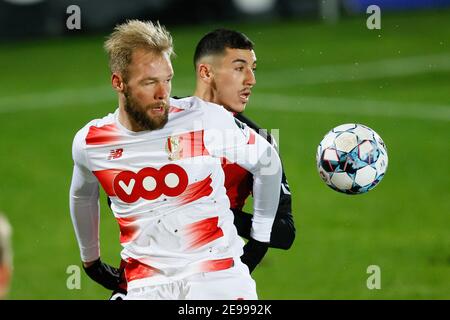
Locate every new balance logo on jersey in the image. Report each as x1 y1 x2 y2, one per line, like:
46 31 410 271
113 164 189 203
108 148 123 160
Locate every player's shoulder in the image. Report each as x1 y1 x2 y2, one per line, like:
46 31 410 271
235 113 260 132
73 110 117 148
170 97 239 133
170 96 195 110
170 96 232 118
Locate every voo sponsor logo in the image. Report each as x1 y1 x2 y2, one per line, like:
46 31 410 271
113 164 188 203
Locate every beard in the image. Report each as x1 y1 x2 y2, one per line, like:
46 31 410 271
123 88 169 131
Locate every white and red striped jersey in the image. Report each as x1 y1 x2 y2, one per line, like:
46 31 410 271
70 96 281 289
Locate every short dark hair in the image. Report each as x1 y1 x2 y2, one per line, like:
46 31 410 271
193 29 254 68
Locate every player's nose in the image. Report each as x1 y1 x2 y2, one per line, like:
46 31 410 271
245 68 256 87
155 82 170 100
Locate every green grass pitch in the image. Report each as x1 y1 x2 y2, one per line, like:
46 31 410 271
0 9 448 299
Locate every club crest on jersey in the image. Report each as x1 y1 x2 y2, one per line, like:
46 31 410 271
166 135 183 161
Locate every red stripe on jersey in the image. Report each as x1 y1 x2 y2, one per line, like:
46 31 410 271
199 257 234 273
222 162 253 209
186 130 209 157
220 157 233 165
177 174 213 206
184 216 224 250
116 216 139 243
167 130 210 160
124 258 158 283
169 106 184 113
247 130 256 145
85 124 120 145
93 169 122 196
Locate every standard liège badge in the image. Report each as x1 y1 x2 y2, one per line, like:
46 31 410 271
166 135 183 160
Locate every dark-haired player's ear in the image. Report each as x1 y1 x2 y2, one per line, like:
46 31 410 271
197 64 213 83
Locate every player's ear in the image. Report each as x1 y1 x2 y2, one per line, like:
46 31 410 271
112 73 125 93
197 63 214 83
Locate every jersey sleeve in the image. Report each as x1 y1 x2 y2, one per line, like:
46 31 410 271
236 113 296 249
69 128 101 262
202 101 282 243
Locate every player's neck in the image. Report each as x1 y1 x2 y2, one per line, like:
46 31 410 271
118 105 144 132
194 85 217 105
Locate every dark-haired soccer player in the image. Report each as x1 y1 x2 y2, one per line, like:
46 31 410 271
192 29 296 273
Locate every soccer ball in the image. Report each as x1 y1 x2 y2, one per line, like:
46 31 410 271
316 123 388 194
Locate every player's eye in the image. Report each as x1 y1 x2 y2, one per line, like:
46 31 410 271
235 66 244 72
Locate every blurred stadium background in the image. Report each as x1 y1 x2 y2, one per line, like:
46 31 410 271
0 0 449 299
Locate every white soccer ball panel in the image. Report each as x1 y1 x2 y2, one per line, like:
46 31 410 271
333 123 356 132
334 132 358 152
358 140 374 159
330 172 353 190
320 131 338 149
354 166 377 186
375 152 388 175
323 148 339 161
353 125 374 142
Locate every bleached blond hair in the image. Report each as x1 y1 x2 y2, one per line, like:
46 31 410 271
104 20 174 81
0 213 12 268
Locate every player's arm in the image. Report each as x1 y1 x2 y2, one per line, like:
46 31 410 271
235 113 296 250
69 132 121 291
203 102 282 272
240 130 282 272
230 170 295 250
241 131 282 243
270 170 295 249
